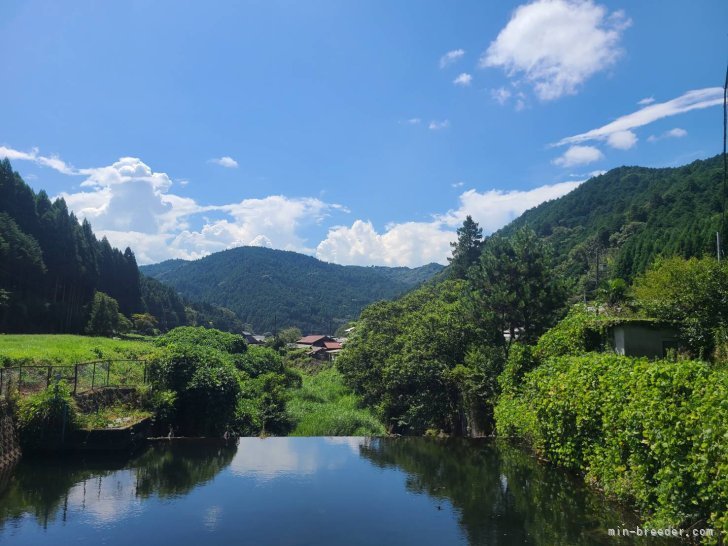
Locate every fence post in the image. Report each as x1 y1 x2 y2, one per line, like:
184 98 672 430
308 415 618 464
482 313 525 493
91 362 96 390
73 364 78 395
106 361 111 387
18 364 23 392
0 367 3 397
47 366 52 388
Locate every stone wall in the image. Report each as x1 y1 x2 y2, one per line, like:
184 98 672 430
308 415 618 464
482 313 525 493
0 400 21 470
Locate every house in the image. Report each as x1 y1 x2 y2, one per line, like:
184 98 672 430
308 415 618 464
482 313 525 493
295 335 343 361
608 319 680 359
242 331 265 345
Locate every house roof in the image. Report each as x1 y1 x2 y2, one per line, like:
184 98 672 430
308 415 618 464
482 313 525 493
297 335 332 345
323 341 342 350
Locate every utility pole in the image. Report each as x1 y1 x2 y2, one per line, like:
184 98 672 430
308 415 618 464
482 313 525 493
721 62 728 259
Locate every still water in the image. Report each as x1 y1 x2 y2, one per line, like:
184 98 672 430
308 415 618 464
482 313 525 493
0 437 663 545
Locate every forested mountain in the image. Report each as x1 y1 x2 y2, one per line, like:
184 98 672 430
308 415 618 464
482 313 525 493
499 154 726 290
141 247 444 333
0 158 142 332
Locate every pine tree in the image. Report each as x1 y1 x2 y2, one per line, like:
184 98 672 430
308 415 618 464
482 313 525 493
448 215 483 279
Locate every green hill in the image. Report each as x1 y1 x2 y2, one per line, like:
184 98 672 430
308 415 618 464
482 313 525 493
499 154 726 289
141 247 444 333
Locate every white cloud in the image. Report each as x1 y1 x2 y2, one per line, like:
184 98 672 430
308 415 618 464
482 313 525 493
647 127 688 143
403 117 421 125
428 119 450 130
209 156 239 168
638 96 655 106
552 145 604 167
439 49 465 68
0 146 77 174
555 88 721 147
606 129 637 150
316 181 581 267
481 0 630 100
453 73 473 86
452 181 465 188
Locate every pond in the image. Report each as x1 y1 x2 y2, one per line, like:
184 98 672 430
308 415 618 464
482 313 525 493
0 437 664 545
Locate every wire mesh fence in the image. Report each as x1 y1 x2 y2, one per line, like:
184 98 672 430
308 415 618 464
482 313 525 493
0 359 148 399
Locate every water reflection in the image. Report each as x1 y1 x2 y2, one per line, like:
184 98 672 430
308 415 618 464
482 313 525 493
0 438 669 545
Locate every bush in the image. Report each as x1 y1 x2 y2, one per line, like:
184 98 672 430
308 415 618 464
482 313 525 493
155 326 247 355
16 381 78 449
234 345 283 377
495 354 728 536
147 343 241 435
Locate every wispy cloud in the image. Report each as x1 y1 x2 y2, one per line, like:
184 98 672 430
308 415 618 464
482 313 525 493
402 117 421 125
0 145 77 175
208 156 239 168
554 88 721 147
428 120 450 131
453 73 472 86
481 0 630 100
638 96 655 106
439 49 465 68
647 127 688 143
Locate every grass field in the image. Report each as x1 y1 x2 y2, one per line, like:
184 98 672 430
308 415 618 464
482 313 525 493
287 365 385 436
0 334 156 367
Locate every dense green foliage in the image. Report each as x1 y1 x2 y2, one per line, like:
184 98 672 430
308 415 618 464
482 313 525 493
338 226 561 436
287 366 385 436
15 381 79 449
140 246 444 333
147 327 296 436
500 154 726 292
633 256 728 357
495 354 728 535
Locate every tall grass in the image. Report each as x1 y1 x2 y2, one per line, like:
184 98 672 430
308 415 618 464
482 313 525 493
0 334 155 367
287 366 385 436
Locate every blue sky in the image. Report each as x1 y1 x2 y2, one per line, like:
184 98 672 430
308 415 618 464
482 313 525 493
1 0 726 266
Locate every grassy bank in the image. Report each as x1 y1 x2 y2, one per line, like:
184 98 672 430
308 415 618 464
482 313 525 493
0 334 155 367
287 366 385 436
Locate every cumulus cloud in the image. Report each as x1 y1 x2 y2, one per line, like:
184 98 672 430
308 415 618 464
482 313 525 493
209 156 239 168
316 181 581 267
428 119 450 130
453 73 473 86
481 0 630 100
552 145 604 167
555 88 721 147
439 49 465 68
606 129 637 150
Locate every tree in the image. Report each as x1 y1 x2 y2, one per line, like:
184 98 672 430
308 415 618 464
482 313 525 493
448 216 483 279
470 227 564 352
85 291 124 336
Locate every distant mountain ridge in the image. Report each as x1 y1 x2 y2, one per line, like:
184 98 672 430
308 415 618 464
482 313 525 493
141 246 444 333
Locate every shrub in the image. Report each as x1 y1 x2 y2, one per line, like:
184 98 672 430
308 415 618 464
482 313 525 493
155 326 247 355
234 345 283 377
16 381 78 449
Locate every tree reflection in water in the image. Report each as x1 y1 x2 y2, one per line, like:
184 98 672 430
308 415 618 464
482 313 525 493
359 437 668 546
0 441 236 531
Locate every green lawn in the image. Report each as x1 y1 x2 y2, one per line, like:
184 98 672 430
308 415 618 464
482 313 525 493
0 334 156 367
287 366 385 436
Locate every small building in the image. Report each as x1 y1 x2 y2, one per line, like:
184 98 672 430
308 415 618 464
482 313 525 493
242 332 265 345
296 335 343 361
608 319 680 359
